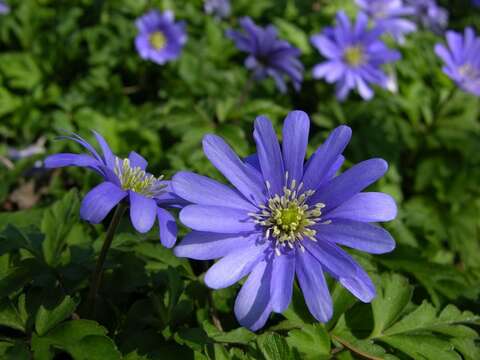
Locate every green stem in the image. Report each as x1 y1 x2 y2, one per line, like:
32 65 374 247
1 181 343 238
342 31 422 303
87 203 127 318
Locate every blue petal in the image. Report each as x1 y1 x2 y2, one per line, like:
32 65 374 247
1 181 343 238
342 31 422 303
129 191 157 233
282 111 310 183
296 249 332 322
172 171 256 211
157 207 177 248
92 131 115 169
338 259 376 303
314 219 395 254
253 116 285 195
80 182 127 224
174 231 259 260
302 125 351 192
203 135 266 205
270 251 295 313
304 240 357 278
326 192 397 222
180 205 257 233
234 260 273 331
311 158 388 211
128 151 148 170
44 153 101 172
204 241 268 289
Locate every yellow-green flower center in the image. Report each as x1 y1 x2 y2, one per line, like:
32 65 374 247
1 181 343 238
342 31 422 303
344 46 365 67
250 176 328 255
114 158 166 198
149 31 167 50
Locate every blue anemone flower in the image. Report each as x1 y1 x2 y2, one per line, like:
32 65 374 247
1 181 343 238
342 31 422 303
0 1 9 14
45 132 183 248
204 0 231 19
405 0 448 33
226 17 303 93
435 28 480 97
356 0 417 43
172 111 397 331
135 10 187 65
311 11 401 101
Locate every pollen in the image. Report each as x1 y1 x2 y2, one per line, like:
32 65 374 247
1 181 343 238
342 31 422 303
114 158 166 198
149 31 167 50
249 173 328 255
344 46 365 67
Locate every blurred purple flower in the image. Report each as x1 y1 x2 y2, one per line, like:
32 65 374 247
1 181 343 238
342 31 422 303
204 0 231 19
226 17 303 93
356 0 417 43
311 11 401 101
45 132 183 248
405 0 448 33
0 1 9 14
135 10 187 65
435 28 480 97
473 0 480 7
8 138 46 160
173 111 396 330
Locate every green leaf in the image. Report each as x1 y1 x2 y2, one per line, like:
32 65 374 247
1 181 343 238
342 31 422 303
257 333 295 360
286 324 330 359
0 53 42 90
202 321 255 345
0 258 43 298
35 295 78 336
41 190 79 267
0 297 27 332
31 319 120 360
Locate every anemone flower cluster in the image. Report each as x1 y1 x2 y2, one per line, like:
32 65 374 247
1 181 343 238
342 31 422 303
44 132 181 248
173 111 396 330
204 0 231 19
311 11 401 101
135 10 187 65
226 17 303 93
356 0 417 44
435 28 480 97
405 0 448 33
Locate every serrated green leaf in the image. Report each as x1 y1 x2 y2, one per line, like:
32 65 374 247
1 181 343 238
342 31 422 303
257 333 295 360
287 324 330 359
35 295 78 336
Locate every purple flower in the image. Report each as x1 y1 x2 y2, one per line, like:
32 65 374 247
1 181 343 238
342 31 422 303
405 0 448 33
226 17 303 93
44 132 182 248
135 10 187 65
473 0 480 7
0 1 9 14
311 12 401 101
204 0 231 19
435 28 480 97
172 111 396 331
356 0 417 43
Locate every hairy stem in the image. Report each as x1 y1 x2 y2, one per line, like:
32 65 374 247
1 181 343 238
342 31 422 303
332 334 384 360
87 202 127 317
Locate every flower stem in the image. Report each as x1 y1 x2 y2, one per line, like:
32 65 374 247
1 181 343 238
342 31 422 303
87 202 127 318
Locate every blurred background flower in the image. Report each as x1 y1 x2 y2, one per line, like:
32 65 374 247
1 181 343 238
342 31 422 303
311 11 401 100
435 27 480 96
356 0 417 43
204 0 231 19
226 17 303 93
405 0 448 33
135 10 187 65
0 1 9 14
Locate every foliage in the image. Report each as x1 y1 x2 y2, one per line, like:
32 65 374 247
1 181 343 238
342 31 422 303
1 0 479 359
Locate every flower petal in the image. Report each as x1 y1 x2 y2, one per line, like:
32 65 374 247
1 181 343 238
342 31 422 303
296 249 333 322
253 116 285 195
282 111 310 183
92 131 115 169
129 192 157 233
44 153 100 171
315 219 395 254
128 151 148 170
179 205 256 233
311 158 388 211
172 171 256 211
234 260 273 331
304 240 357 278
302 125 352 191
326 192 397 222
338 259 376 303
203 134 266 205
270 251 295 313
157 207 177 248
204 241 268 289
174 231 259 260
80 182 127 224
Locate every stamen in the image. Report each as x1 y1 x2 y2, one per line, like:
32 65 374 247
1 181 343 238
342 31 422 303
114 157 166 198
